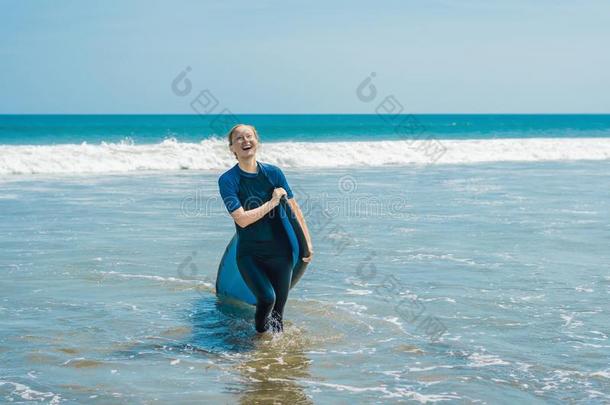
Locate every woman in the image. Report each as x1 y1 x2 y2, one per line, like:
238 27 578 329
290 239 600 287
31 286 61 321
218 124 313 333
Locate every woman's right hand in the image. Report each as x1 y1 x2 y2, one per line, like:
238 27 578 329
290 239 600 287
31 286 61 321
271 187 287 205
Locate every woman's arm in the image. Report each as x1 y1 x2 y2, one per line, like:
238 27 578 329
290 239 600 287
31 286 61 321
287 198 314 262
230 188 285 229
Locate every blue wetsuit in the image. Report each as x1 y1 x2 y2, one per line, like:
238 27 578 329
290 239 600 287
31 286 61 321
218 161 294 332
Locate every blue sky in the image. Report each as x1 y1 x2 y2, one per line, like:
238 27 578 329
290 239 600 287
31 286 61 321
1 0 609 113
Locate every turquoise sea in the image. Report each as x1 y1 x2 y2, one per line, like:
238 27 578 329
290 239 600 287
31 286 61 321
2 114 610 146
1 115 610 403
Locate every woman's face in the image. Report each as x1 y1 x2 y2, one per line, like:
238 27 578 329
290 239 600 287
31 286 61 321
230 126 258 160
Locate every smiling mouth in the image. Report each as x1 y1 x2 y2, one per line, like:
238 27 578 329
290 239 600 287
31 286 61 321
242 144 253 150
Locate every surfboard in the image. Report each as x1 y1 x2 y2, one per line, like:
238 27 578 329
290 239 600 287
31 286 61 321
215 197 310 305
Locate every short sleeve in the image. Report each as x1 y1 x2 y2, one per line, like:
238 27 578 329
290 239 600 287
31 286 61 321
218 175 242 213
276 167 294 199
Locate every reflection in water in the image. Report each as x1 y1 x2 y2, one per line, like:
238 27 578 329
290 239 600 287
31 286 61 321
236 330 312 405
190 296 313 404
189 295 258 353
106 295 256 361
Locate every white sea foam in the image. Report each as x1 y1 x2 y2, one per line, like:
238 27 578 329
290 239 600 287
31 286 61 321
0 381 62 404
97 270 213 288
466 353 510 367
1 137 610 175
590 370 610 379
335 300 368 313
345 289 373 295
291 379 461 402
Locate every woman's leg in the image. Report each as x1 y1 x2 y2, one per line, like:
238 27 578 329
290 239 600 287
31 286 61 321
237 252 293 333
262 254 293 332
236 255 276 333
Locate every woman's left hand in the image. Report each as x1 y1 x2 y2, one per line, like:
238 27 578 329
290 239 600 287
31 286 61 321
302 247 314 263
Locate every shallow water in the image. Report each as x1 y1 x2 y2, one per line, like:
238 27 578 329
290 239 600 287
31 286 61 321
1 161 609 403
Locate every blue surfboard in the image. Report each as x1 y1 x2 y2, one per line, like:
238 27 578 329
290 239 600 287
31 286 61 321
215 197 310 305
